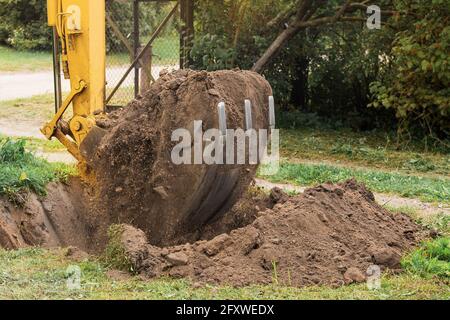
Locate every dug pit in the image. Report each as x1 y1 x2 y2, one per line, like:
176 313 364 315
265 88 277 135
0 179 428 287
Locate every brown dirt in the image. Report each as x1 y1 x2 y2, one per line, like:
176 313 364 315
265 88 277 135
89 69 272 246
114 180 428 287
0 178 92 250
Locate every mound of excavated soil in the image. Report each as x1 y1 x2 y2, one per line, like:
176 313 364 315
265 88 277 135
90 69 272 246
114 180 427 287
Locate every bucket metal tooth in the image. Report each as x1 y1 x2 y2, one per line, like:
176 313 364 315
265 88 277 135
269 96 276 130
244 99 253 130
217 102 227 136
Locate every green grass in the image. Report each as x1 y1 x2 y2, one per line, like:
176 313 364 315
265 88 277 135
106 36 179 66
402 237 450 280
0 46 52 72
0 36 179 73
259 162 450 204
0 138 76 202
103 225 135 273
280 128 450 176
0 247 448 300
0 134 65 153
385 205 420 217
0 93 56 123
151 35 180 65
389 205 450 237
419 214 450 236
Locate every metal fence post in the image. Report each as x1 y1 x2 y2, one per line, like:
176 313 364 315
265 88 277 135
180 0 194 69
133 0 140 98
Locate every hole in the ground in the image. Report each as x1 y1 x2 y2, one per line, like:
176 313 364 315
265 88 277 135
0 178 280 252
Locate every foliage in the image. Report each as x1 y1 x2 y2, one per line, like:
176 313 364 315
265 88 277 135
370 0 450 139
0 137 75 203
190 34 235 70
0 0 50 50
191 0 397 130
402 237 450 279
0 0 178 51
190 0 449 141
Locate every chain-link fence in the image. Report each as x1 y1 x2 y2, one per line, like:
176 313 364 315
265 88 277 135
105 0 184 107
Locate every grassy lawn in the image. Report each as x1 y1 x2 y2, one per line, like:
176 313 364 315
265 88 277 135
259 162 450 204
0 247 448 300
281 128 449 176
0 37 179 73
0 93 56 122
151 35 180 65
0 46 52 72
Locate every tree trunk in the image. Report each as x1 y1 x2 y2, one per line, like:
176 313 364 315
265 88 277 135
251 24 300 73
290 57 310 108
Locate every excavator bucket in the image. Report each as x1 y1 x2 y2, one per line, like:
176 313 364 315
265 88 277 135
79 126 108 165
86 70 275 245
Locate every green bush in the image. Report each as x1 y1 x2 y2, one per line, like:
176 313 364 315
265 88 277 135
190 34 235 71
370 0 450 139
0 0 50 50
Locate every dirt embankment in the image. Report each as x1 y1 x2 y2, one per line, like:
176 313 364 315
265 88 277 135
0 178 275 252
115 180 428 287
0 179 93 250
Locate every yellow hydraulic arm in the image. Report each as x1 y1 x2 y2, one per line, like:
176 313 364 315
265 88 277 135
42 0 106 161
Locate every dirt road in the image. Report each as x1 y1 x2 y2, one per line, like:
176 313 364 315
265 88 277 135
0 65 178 101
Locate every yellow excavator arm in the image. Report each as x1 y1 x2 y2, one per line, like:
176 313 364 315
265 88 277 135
42 0 106 161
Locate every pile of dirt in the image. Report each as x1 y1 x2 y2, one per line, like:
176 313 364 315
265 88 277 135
89 69 272 246
114 180 427 287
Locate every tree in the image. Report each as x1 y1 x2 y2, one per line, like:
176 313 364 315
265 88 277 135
252 0 396 73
